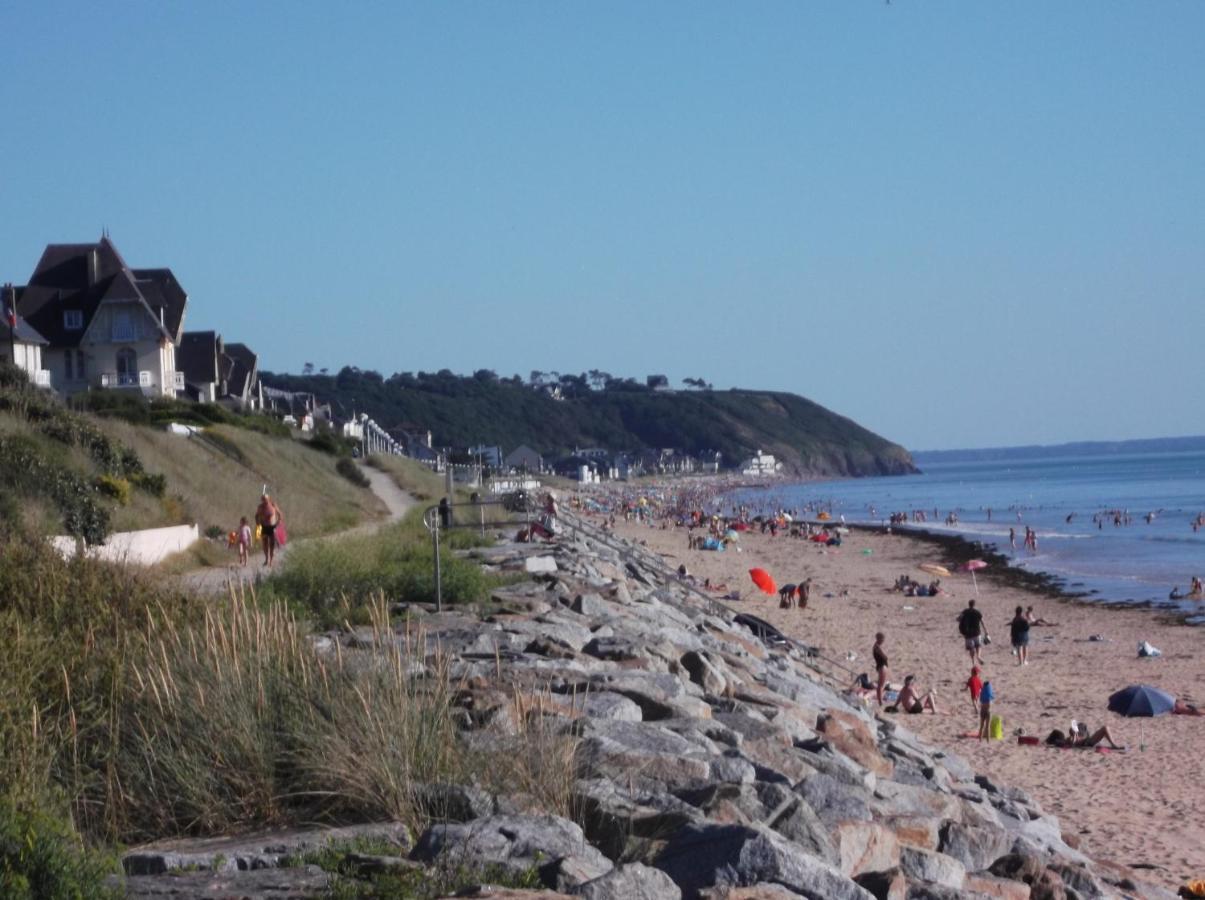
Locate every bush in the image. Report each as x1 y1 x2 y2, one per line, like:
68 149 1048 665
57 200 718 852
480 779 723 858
306 431 345 456
0 799 119 899
93 475 131 506
129 471 166 497
0 436 110 543
336 458 370 488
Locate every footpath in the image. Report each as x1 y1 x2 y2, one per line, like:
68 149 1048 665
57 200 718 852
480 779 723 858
177 461 416 595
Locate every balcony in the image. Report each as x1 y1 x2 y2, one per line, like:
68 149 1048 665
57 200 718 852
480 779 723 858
34 370 52 387
101 371 153 389
172 371 185 390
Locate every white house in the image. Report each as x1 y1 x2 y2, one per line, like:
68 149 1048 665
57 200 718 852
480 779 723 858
740 449 783 477
15 236 187 397
1 283 51 387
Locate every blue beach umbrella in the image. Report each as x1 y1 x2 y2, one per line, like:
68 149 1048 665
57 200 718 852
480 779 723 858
1107 684 1175 718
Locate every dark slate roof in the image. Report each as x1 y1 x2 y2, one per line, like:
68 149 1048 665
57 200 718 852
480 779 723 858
132 268 187 341
223 342 258 398
15 237 182 348
177 330 220 385
0 314 49 345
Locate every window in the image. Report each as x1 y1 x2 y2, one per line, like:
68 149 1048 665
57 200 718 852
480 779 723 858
77 350 86 379
116 348 137 386
112 309 139 342
63 310 84 330
65 351 73 380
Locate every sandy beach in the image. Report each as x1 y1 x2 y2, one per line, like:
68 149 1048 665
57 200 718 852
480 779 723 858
579 486 1205 890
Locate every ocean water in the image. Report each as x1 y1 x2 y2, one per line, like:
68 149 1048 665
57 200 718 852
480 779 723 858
728 449 1205 617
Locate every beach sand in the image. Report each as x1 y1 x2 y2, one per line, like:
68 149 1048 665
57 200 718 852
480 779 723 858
595 506 1205 889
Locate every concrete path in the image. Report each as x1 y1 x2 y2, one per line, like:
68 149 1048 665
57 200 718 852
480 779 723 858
177 461 417 596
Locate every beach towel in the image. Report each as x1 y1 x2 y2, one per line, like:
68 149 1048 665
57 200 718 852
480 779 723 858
276 520 288 547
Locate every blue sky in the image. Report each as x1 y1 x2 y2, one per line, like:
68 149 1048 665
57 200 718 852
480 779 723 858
2 2 1203 451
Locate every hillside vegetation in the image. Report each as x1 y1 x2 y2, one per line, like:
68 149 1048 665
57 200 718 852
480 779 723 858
0 365 384 545
264 368 918 477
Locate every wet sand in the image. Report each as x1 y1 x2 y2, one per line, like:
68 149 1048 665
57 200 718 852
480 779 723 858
594 502 1205 889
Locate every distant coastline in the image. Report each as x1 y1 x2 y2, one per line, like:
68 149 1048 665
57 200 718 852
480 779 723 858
913 434 1205 464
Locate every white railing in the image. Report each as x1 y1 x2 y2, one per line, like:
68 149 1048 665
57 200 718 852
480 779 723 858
101 371 154 388
111 324 138 342
34 370 51 387
172 371 185 390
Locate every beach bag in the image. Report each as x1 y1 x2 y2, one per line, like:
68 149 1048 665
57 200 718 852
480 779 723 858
276 520 288 547
989 714 1004 741
255 524 263 542
227 531 237 549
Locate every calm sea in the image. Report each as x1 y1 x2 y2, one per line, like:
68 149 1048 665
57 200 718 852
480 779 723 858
729 448 1205 618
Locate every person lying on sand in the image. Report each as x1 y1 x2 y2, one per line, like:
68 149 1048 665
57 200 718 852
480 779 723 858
1173 699 1204 716
1025 606 1057 626
1045 724 1125 749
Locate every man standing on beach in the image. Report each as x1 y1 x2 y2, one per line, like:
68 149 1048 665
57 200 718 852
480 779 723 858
957 599 989 666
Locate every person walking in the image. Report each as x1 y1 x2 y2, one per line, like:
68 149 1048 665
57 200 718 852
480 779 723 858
957 598 989 666
1009 605 1031 666
255 492 283 568
873 632 889 706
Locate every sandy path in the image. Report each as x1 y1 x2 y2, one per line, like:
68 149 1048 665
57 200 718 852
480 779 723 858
177 461 416 595
603 513 1205 890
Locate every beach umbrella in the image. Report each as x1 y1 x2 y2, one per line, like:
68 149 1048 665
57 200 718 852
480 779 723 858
1108 684 1175 751
749 568 777 595
962 559 987 597
919 563 951 577
1107 684 1175 718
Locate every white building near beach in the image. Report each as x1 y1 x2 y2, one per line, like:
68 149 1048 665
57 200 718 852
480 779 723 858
740 450 782 477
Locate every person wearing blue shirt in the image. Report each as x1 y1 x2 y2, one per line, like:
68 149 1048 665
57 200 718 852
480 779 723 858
978 680 995 740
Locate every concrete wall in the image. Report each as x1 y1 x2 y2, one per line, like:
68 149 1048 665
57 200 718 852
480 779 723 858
51 523 200 566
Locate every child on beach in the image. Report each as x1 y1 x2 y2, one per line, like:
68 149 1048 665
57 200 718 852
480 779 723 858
978 680 995 740
237 516 252 567
966 665 982 714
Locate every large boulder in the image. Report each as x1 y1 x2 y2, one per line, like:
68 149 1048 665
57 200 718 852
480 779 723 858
835 822 901 878
653 823 874 900
574 863 683 900
410 815 611 889
938 821 1014 874
816 711 894 779
897 847 966 890
117 864 331 898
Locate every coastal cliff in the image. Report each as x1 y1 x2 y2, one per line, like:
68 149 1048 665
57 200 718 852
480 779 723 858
261 369 919 478
117 513 1161 899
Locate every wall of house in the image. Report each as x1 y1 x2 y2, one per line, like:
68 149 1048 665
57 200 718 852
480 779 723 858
0 342 44 382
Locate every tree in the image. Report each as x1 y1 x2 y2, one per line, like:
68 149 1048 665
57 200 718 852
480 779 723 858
303 362 315 376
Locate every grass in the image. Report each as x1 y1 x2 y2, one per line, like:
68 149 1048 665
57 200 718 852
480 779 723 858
99 421 385 539
366 456 449 502
261 509 500 627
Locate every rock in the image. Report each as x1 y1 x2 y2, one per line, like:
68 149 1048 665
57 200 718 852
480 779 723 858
854 867 907 900
572 593 610 617
588 672 712 721
881 816 940 852
989 852 1044 884
835 822 901 878
653 823 875 900
897 847 966 890
938 821 1014 873
573 778 701 862
117 864 331 898
1028 868 1067 900
526 556 559 574
1044 861 1107 898
451 890 575 900
963 873 1034 899
764 797 840 867
580 691 645 722
122 822 411 875
680 651 728 694
577 719 714 787
709 753 757 785
795 773 873 828
411 782 496 822
574 863 682 900
816 712 895 778
697 884 800 900
410 815 611 887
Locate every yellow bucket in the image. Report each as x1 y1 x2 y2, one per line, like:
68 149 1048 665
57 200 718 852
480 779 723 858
989 714 1004 741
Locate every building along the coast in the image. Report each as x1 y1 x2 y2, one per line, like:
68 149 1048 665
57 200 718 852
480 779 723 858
1 283 51 386
14 236 188 397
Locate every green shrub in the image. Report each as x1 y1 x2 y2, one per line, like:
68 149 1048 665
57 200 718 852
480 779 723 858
336 458 371 488
129 471 166 497
93 475 131 506
196 429 247 465
0 436 110 543
306 431 345 456
0 799 119 899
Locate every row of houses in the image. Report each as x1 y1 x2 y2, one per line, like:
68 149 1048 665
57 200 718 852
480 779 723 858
1 235 261 409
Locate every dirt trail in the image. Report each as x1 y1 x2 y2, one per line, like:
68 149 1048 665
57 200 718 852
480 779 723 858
177 462 417 595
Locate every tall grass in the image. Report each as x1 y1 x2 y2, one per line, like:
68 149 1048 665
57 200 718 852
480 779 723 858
118 593 578 838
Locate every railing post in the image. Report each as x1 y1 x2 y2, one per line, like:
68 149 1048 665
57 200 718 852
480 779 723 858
432 514 442 613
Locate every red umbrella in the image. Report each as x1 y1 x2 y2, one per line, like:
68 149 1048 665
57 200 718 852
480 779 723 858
749 568 777 595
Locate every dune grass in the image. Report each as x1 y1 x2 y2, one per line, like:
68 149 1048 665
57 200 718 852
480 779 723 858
365 455 449 502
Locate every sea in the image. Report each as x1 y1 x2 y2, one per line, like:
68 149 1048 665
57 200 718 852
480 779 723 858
728 446 1205 621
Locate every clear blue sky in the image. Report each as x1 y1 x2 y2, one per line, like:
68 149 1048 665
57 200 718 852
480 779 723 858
2 2 1203 451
